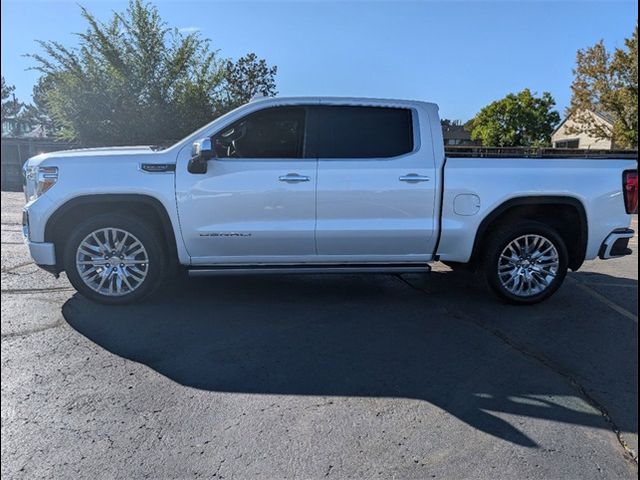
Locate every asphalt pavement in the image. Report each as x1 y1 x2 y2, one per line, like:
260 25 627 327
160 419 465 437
1 191 637 479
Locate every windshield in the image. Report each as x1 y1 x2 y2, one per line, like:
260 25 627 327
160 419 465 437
162 103 249 152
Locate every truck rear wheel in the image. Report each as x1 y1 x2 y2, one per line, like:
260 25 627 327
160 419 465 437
63 214 166 305
482 221 568 305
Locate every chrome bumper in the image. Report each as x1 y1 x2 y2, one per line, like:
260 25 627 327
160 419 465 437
598 228 634 259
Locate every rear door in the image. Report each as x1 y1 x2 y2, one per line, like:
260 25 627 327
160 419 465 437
310 105 437 262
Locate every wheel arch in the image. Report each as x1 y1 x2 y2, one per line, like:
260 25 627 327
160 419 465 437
471 196 588 271
45 194 179 271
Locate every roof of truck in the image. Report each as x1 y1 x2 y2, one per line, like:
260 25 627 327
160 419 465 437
249 95 439 110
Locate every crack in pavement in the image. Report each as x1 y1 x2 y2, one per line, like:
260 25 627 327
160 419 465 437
394 273 639 466
1 261 34 273
1 286 74 295
1 318 65 340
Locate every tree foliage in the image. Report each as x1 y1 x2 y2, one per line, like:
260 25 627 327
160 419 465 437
440 119 463 127
1 76 22 122
28 0 277 146
567 23 638 148
467 89 560 147
19 76 57 135
222 53 278 110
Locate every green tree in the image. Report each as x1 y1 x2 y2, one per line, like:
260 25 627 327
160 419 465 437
222 52 278 110
1 76 22 123
440 119 460 127
18 76 57 136
567 23 638 148
29 0 256 146
467 89 560 147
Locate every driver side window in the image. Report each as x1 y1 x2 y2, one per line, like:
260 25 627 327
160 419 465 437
213 107 306 159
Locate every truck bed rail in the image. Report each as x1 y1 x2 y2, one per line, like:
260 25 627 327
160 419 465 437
445 146 638 159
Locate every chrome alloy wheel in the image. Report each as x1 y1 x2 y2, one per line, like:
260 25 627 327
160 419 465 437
498 234 559 297
75 227 149 297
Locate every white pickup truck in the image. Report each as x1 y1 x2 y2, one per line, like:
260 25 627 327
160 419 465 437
22 96 638 305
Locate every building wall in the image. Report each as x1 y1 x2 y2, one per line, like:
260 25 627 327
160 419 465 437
551 112 613 149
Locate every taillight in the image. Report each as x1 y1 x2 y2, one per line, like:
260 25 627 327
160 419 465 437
623 170 638 214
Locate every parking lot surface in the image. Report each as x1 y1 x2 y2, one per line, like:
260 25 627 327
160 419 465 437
1 191 637 479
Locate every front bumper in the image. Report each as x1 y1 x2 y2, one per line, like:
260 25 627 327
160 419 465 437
23 207 58 268
598 228 635 259
26 240 57 266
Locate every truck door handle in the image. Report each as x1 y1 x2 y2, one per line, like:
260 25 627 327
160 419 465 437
279 173 310 183
399 174 430 183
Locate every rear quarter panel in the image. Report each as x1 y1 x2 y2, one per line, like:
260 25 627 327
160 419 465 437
438 158 637 263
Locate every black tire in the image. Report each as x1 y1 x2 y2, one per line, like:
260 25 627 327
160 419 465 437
481 221 568 305
63 213 167 305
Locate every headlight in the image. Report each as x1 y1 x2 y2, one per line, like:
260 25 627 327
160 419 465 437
25 166 58 202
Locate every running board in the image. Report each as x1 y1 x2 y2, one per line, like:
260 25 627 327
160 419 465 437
188 263 431 277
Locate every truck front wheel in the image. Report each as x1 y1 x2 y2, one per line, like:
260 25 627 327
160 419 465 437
63 214 166 305
482 221 568 305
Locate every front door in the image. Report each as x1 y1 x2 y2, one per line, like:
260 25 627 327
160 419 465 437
175 106 317 265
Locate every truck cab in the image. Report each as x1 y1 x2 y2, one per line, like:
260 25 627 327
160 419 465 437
175 98 440 266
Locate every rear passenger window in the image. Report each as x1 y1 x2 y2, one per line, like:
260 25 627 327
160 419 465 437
309 106 413 158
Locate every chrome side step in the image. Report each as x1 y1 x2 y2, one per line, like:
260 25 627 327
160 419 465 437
188 263 431 277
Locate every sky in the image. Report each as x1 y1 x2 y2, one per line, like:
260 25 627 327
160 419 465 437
1 0 637 121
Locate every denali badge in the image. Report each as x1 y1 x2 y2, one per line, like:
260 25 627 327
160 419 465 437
199 232 252 237
140 163 176 172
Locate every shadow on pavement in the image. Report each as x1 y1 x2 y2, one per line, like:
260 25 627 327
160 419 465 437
572 271 638 315
62 271 638 449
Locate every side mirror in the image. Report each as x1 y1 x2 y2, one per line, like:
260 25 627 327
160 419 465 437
188 137 214 174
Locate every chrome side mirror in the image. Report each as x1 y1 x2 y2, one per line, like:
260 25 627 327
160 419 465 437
191 137 214 160
188 137 214 174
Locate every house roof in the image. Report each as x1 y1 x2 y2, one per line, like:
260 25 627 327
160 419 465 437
552 108 615 137
442 124 471 140
593 110 615 124
23 125 47 138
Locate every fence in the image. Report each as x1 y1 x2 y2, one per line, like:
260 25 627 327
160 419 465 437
1 138 73 191
445 146 638 159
